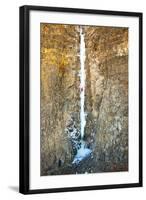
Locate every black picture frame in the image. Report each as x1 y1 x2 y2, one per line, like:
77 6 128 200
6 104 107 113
19 5 143 194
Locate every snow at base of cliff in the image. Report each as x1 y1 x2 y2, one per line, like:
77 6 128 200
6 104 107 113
72 145 92 164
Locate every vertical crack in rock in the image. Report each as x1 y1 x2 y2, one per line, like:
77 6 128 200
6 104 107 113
72 26 92 165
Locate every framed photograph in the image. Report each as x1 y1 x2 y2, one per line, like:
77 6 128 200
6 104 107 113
19 5 143 194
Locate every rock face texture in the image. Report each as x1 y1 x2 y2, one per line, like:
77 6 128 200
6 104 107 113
84 27 128 171
40 24 128 175
40 24 80 175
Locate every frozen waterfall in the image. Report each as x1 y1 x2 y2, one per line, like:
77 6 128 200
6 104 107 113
72 26 92 165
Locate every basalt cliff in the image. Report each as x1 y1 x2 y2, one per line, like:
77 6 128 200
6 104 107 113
40 24 128 175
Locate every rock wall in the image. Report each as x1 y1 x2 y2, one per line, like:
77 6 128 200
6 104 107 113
40 24 80 175
40 24 128 175
84 26 128 171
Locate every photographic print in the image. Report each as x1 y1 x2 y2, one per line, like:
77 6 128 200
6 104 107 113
40 24 128 176
19 6 142 194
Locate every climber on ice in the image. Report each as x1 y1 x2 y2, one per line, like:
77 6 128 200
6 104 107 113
80 86 84 92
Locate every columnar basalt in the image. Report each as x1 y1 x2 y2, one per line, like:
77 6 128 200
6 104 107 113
40 24 80 175
41 24 128 175
84 26 128 171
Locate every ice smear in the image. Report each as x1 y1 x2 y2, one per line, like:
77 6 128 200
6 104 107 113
80 26 86 139
72 26 92 165
72 141 92 164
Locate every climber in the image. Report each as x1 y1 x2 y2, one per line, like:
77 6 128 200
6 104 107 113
80 86 84 92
